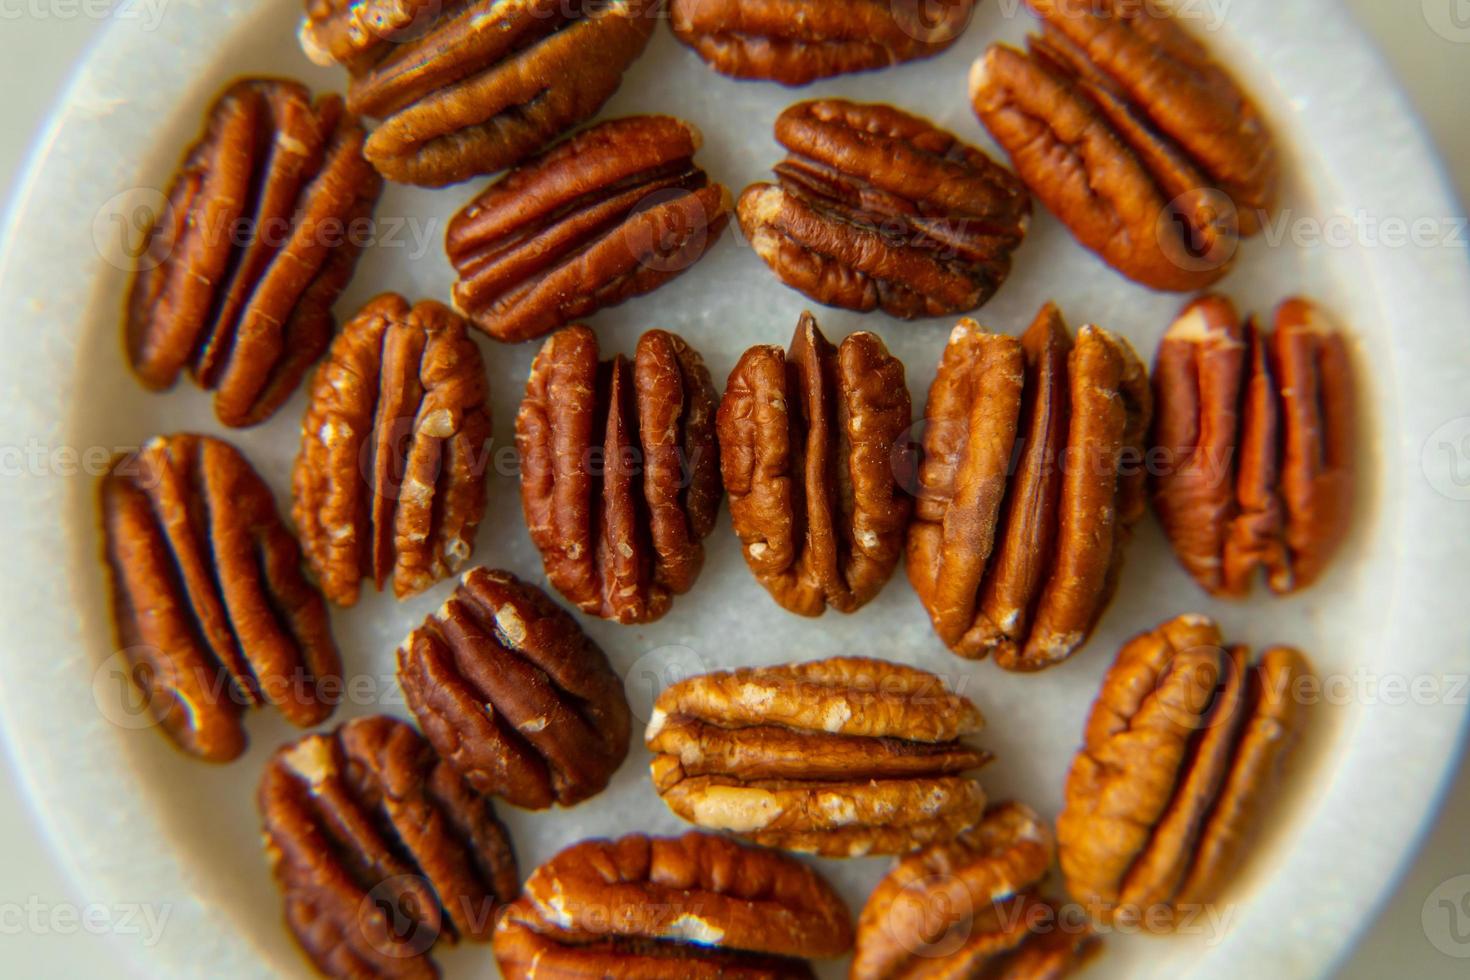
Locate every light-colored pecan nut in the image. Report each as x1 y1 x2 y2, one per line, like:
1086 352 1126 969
302 0 660 186
126 78 382 427
259 715 519 978
1057 614 1313 926
447 115 732 343
518 326 722 623
100 434 340 762
647 657 989 857
738 100 1030 319
293 293 491 606
493 831 853 978
719 312 912 616
398 567 631 809
970 0 1278 292
1150 296 1355 597
907 304 1151 671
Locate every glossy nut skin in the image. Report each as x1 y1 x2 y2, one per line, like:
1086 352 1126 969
259 715 519 979
126 78 381 427
493 831 853 979
99 434 340 762
719 313 912 616
738 100 1030 319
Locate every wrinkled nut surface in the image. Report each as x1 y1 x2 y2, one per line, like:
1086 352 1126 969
301 0 660 186
1057 614 1313 926
1150 296 1355 597
126 78 382 427
398 567 632 809
970 0 1278 291
447 115 732 343
100 433 340 762
907 305 1152 671
719 313 912 616
259 715 519 978
494 831 853 979
518 326 722 623
738 100 1030 319
647 657 989 857
293 293 491 606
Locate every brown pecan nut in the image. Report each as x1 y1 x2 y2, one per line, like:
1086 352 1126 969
970 0 1279 292
126 78 382 427
301 0 660 186
493 831 853 978
259 715 520 978
670 0 977 85
1150 296 1355 597
1057 614 1313 926
100 434 340 762
719 313 912 615
907 304 1151 671
647 657 989 857
737 100 1031 319
446 115 732 343
398 567 632 809
293 293 492 606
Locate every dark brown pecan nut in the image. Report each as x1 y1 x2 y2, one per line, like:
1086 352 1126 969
970 0 1278 292
1150 296 1355 597
301 0 660 186
398 567 632 809
493 831 852 978
719 312 912 616
293 293 491 606
446 115 732 343
1057 614 1312 927
737 100 1030 319
647 657 989 857
517 326 722 623
260 715 520 978
126 78 382 427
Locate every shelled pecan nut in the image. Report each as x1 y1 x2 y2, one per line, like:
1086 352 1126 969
1057 614 1313 926
719 312 912 616
494 831 853 978
398 567 631 809
100 433 340 762
126 78 382 427
447 115 732 343
259 715 519 978
517 326 722 623
647 657 989 857
293 293 492 606
1150 296 1355 597
970 0 1278 291
908 304 1151 671
738 100 1030 319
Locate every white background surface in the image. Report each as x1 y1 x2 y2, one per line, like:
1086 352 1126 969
0 2 1466 977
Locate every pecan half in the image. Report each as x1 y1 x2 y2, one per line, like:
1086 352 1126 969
126 78 382 427
259 715 519 978
301 0 660 186
738 100 1030 319
907 304 1151 671
1150 296 1355 597
398 567 631 809
293 293 491 606
493 831 853 978
647 657 989 857
719 312 912 616
1057 614 1313 926
446 115 732 343
970 0 1278 291
517 326 721 623
100 434 339 762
